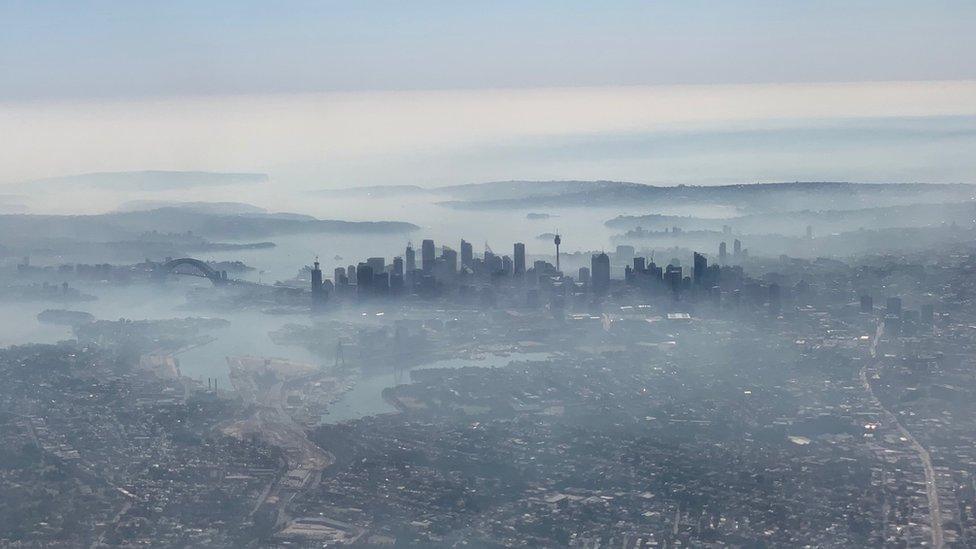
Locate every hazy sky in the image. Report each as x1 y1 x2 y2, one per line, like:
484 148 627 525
2 1 974 100
1 2 975 191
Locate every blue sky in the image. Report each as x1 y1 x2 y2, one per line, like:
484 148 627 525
2 1 975 99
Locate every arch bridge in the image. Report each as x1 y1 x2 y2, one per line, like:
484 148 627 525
158 258 227 285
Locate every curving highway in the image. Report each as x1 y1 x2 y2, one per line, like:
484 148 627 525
861 323 943 548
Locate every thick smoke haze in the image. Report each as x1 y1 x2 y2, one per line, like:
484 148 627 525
2 80 975 215
4 3 976 548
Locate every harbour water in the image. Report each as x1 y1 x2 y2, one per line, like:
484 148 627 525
322 352 554 424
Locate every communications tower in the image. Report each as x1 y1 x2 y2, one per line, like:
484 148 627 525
554 232 562 273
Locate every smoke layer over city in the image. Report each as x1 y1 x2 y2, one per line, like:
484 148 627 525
1 2 976 547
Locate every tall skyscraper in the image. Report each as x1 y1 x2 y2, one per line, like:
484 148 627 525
578 266 591 285
591 253 610 295
373 271 390 292
460 239 473 269
484 249 503 274
718 242 727 264
513 242 526 276
421 239 435 272
665 264 682 292
615 245 635 261
733 239 742 257
633 257 646 272
405 244 416 272
441 246 457 273
391 257 405 292
693 252 707 286
648 261 663 281
311 258 324 301
356 263 373 296
366 257 385 275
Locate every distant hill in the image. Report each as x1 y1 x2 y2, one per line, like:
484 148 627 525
0 207 419 243
437 180 640 201
311 180 975 212
313 185 428 197
116 201 267 215
606 202 976 238
309 180 639 200
436 181 976 212
22 170 269 191
105 208 418 238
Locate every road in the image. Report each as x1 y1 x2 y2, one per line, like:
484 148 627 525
223 357 334 533
860 323 944 549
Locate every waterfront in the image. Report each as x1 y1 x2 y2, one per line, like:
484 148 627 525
322 352 554 424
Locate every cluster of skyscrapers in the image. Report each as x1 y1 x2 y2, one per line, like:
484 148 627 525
308 235 745 309
310 239 536 302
